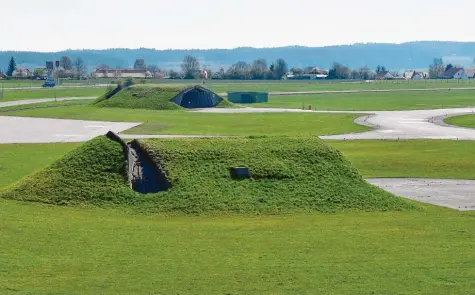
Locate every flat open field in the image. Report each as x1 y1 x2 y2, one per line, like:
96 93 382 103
2 198 475 295
3 106 368 136
0 87 106 102
3 79 475 92
330 140 475 179
259 90 475 111
2 80 475 294
445 114 475 129
0 143 79 187
1 139 475 294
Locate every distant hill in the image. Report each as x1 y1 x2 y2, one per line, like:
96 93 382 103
1 41 474 72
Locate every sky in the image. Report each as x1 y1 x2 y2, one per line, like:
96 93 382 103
1 0 474 52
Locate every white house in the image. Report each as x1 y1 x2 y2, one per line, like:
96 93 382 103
464 69 475 79
94 69 151 78
440 68 468 79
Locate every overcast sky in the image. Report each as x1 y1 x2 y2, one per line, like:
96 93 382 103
1 0 473 52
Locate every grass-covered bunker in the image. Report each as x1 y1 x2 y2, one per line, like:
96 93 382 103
0 135 417 214
94 85 224 110
171 86 223 108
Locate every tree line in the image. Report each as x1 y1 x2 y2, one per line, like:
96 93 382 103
3 56 87 79
2 54 467 81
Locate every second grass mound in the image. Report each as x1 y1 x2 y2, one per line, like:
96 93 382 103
94 86 183 110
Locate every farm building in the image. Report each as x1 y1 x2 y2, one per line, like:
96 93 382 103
440 68 468 79
13 68 32 78
403 71 429 80
170 86 223 108
464 69 475 79
95 69 152 79
0 72 6 79
375 71 394 80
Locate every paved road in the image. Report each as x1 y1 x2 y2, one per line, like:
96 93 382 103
367 178 475 211
197 107 475 140
0 116 140 143
320 107 475 140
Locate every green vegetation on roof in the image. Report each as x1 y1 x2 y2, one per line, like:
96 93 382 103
93 85 235 110
1 136 417 214
1 136 133 205
94 86 184 110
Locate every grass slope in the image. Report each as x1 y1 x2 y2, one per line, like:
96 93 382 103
94 86 183 110
445 114 475 129
1 136 415 214
257 90 475 111
1 136 133 205
138 137 416 214
1 199 474 295
0 143 80 188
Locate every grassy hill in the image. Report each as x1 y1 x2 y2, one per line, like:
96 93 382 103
0 136 134 205
94 85 234 110
94 85 184 110
1 136 417 214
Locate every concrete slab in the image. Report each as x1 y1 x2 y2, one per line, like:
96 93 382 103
0 116 141 143
367 178 475 211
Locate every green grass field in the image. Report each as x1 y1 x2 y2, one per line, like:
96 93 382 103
95 79 475 92
258 90 475 111
1 139 475 294
4 106 367 136
0 143 80 187
445 114 475 129
329 140 475 179
2 199 475 295
175 79 475 93
0 87 106 102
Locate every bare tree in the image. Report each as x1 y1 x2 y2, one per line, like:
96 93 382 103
147 65 160 77
250 59 267 79
60 56 73 70
358 66 371 80
97 64 110 70
328 62 350 79
271 58 288 80
73 57 87 79
181 55 200 79
134 59 146 70
429 58 445 79
226 61 251 80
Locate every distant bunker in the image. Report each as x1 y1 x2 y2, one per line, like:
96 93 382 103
227 91 269 104
171 86 223 108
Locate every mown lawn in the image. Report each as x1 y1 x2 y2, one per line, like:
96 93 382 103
1 139 475 294
4 106 368 136
203 79 475 93
1 199 475 295
256 90 475 111
0 87 107 102
0 143 80 187
445 114 475 129
329 140 475 179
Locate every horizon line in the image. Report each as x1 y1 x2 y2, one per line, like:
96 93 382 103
0 40 473 53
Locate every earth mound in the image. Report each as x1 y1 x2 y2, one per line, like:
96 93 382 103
94 85 232 110
1 136 418 214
